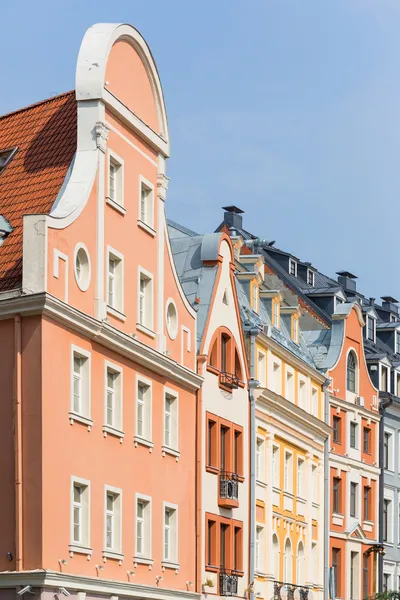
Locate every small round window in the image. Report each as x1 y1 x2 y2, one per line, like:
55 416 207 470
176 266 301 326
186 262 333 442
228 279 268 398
166 299 178 340
74 243 91 292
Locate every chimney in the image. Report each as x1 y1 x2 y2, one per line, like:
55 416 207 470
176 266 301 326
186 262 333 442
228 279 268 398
336 270 357 294
222 206 244 231
369 297 375 305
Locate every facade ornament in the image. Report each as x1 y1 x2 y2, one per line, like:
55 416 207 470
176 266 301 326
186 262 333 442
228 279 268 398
157 173 169 201
95 121 110 153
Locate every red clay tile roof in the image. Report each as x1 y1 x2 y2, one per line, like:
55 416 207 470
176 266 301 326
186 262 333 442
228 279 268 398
0 91 77 291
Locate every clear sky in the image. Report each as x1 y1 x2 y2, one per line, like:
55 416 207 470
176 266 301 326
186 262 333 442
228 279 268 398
1 0 400 301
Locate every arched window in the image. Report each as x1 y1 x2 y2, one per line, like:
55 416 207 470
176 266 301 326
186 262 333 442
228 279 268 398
347 351 357 392
272 534 280 580
284 538 292 583
296 541 305 585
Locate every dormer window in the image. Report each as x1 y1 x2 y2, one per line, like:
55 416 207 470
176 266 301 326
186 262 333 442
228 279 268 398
289 259 297 277
307 270 315 286
0 147 18 175
366 316 376 342
396 331 400 354
272 299 280 329
292 316 299 344
391 314 397 323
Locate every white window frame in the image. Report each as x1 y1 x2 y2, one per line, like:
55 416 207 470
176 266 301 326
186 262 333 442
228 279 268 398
284 450 293 493
256 436 265 482
103 485 123 560
163 388 179 457
134 493 153 564
103 360 124 439
271 356 282 395
252 283 259 312
257 350 267 387
134 375 153 449
285 367 295 402
162 502 179 568
311 387 318 417
307 269 315 287
297 457 305 498
273 300 280 328
298 376 307 410
384 428 395 471
138 175 155 234
289 259 297 277
106 246 125 319
70 345 92 427
107 150 125 213
255 524 265 574
137 266 154 336
272 444 280 488
70 476 91 555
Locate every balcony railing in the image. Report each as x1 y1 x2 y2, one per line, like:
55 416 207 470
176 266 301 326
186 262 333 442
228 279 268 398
273 582 310 600
220 569 238 596
219 371 240 389
220 471 239 500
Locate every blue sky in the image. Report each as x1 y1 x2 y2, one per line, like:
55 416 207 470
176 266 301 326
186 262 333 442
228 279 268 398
2 0 400 300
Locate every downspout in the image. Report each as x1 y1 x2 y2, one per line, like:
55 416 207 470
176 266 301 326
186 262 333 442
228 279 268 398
14 315 22 570
196 355 207 594
378 392 393 593
323 379 331 600
248 327 260 600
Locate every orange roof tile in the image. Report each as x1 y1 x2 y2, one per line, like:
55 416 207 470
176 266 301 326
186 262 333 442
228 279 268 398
0 91 77 291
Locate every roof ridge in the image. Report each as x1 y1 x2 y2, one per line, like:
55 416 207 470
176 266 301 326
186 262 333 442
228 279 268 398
0 90 75 122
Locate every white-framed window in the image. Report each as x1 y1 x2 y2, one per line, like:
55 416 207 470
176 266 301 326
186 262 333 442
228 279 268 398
138 267 154 332
311 387 318 417
307 269 315 287
292 317 299 344
107 150 124 208
138 175 154 231
312 464 318 504
297 457 304 498
163 503 178 565
284 451 293 493
255 525 264 573
257 351 267 387
272 445 280 488
289 259 297 277
256 437 265 481
107 247 124 315
70 477 90 552
135 494 152 560
164 389 178 452
135 376 152 444
252 283 259 312
366 315 376 342
298 377 307 410
272 358 282 395
104 361 123 437
74 243 91 292
70 345 91 422
286 368 295 402
104 486 122 556
273 300 280 328
384 429 394 471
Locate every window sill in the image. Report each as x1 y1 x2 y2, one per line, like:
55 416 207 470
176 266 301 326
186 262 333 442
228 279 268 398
69 544 92 557
162 445 180 460
69 412 93 431
103 425 125 442
256 478 267 488
162 560 180 572
102 549 124 563
138 220 156 237
136 323 156 339
134 436 154 452
283 490 294 498
106 196 126 216
332 512 344 526
133 556 154 567
107 305 126 322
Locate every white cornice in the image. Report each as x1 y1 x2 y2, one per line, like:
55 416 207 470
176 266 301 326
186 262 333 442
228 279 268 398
0 570 199 600
0 292 202 392
329 394 380 420
329 452 380 476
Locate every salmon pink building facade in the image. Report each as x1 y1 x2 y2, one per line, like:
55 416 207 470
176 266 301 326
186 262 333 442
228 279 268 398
0 22 202 600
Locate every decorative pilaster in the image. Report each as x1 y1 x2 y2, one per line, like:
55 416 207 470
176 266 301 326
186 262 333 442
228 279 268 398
157 173 169 202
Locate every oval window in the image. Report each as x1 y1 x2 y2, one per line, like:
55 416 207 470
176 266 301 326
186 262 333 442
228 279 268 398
166 300 178 340
74 244 91 292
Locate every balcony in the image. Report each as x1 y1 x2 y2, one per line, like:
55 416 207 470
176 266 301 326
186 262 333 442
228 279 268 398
219 371 240 389
273 582 310 600
220 570 238 596
219 471 239 507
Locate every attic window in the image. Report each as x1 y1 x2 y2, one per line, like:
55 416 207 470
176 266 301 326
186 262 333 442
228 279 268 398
307 270 315 287
396 331 400 354
366 316 375 342
289 259 297 277
0 147 18 175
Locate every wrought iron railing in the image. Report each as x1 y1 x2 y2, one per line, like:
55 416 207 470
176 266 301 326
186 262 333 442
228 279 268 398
219 569 238 596
273 581 310 600
220 471 239 500
219 371 240 389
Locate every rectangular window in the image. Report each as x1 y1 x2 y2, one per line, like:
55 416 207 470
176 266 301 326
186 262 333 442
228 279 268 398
107 249 124 313
207 416 217 469
363 486 370 521
312 464 318 503
363 554 369 600
220 425 229 472
272 360 282 395
139 177 154 228
311 387 318 417
363 427 370 453
252 283 259 312
292 316 298 343
104 487 122 553
297 458 304 497
289 259 297 276
105 365 123 433
138 269 154 331
71 478 90 548
381 366 389 392
136 379 151 441
164 390 178 451
163 505 178 564
383 573 390 592
272 446 280 488
333 416 341 443
286 370 294 402
108 152 124 206
384 431 393 470
397 373 400 396
350 422 358 449
284 451 293 493
273 301 280 328
233 525 242 572
307 269 314 286
350 482 358 517
350 552 358 600
367 316 375 341
257 351 266 387
298 379 306 409
333 477 341 513
396 331 400 354
332 548 340 599
383 499 390 542
220 523 228 568
135 496 152 559
256 438 264 481
206 517 217 567
255 526 263 572
71 346 91 420
233 428 243 476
